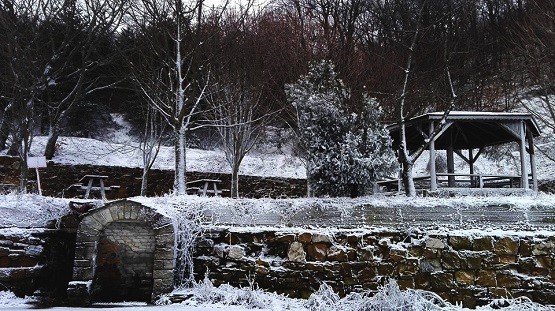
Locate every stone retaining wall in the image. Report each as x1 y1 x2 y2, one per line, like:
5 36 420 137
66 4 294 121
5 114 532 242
194 227 555 308
0 156 306 199
0 226 76 300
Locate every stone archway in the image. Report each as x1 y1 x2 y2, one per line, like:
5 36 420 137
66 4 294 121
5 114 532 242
67 200 174 305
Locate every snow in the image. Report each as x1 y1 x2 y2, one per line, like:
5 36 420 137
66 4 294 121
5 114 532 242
3 278 554 311
1 98 555 309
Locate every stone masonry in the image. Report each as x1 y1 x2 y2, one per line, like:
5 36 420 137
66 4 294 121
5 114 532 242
194 228 555 308
0 156 307 199
67 200 175 305
92 222 156 302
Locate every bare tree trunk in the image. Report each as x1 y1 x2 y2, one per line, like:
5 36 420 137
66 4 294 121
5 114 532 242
231 162 240 198
7 132 21 156
141 169 149 196
44 128 60 159
174 126 187 195
0 116 10 150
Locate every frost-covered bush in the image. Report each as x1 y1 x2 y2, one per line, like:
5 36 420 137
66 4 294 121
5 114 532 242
286 60 395 197
157 276 555 311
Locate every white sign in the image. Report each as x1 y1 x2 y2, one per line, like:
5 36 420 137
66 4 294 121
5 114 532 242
27 156 47 168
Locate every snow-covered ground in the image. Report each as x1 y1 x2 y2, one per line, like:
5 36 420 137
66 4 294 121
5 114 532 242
21 108 555 183
25 113 307 179
1 276 553 311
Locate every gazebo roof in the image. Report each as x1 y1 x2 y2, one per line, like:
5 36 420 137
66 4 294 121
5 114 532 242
387 111 541 151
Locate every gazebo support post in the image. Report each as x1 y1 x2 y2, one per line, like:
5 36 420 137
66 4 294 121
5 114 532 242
447 146 455 187
468 149 474 187
527 129 537 191
429 122 437 191
519 121 529 189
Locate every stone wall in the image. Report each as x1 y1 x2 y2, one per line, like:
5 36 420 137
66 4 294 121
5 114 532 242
0 156 306 199
194 227 555 307
68 200 175 304
0 224 77 300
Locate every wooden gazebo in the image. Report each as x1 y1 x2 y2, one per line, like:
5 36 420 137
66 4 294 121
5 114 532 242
385 111 541 192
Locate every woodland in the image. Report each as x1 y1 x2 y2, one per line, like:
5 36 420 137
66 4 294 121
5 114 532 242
0 0 553 195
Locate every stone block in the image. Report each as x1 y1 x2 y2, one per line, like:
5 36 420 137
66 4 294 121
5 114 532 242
449 236 472 250
497 255 517 264
358 246 375 261
312 234 331 244
109 206 119 221
425 238 445 249
24 245 43 257
430 271 454 290
154 259 174 270
441 251 461 270
327 245 349 262
473 237 494 251
496 272 521 288
98 208 114 224
357 267 376 282
74 259 90 267
423 248 440 259
398 259 418 276
494 237 519 255
377 263 394 276
130 206 138 220
519 239 533 257
397 277 415 290
389 247 407 262
287 241 306 263
532 241 554 256
152 278 174 295
298 233 312 244
307 243 327 261
66 280 92 306
537 255 552 269
476 270 497 287
72 266 93 280
455 270 475 285
275 234 295 243
228 245 246 260
414 272 430 289
153 269 174 280
154 248 174 260
460 252 482 269
408 245 423 257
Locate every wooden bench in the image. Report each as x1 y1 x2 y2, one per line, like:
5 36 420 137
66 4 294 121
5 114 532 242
186 179 224 196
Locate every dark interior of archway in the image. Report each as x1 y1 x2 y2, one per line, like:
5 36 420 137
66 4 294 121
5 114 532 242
91 221 155 302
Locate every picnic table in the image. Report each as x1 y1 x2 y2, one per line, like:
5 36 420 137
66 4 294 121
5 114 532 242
68 175 120 201
186 179 227 196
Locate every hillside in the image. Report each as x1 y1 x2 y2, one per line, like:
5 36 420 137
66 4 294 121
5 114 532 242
22 109 555 184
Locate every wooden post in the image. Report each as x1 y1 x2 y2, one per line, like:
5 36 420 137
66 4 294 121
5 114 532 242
519 121 529 189
447 146 455 187
527 129 538 191
468 149 475 187
429 122 437 191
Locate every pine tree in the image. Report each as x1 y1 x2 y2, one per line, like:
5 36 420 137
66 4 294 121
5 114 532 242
286 60 395 197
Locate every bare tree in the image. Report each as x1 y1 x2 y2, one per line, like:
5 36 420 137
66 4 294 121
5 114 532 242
391 1 459 196
207 80 273 198
139 106 166 196
126 0 214 195
510 0 555 134
0 0 58 190
42 0 129 159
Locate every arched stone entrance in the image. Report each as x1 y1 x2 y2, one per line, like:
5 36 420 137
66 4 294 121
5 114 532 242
67 200 174 305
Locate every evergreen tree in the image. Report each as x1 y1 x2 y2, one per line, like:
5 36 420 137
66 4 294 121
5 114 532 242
286 60 395 197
